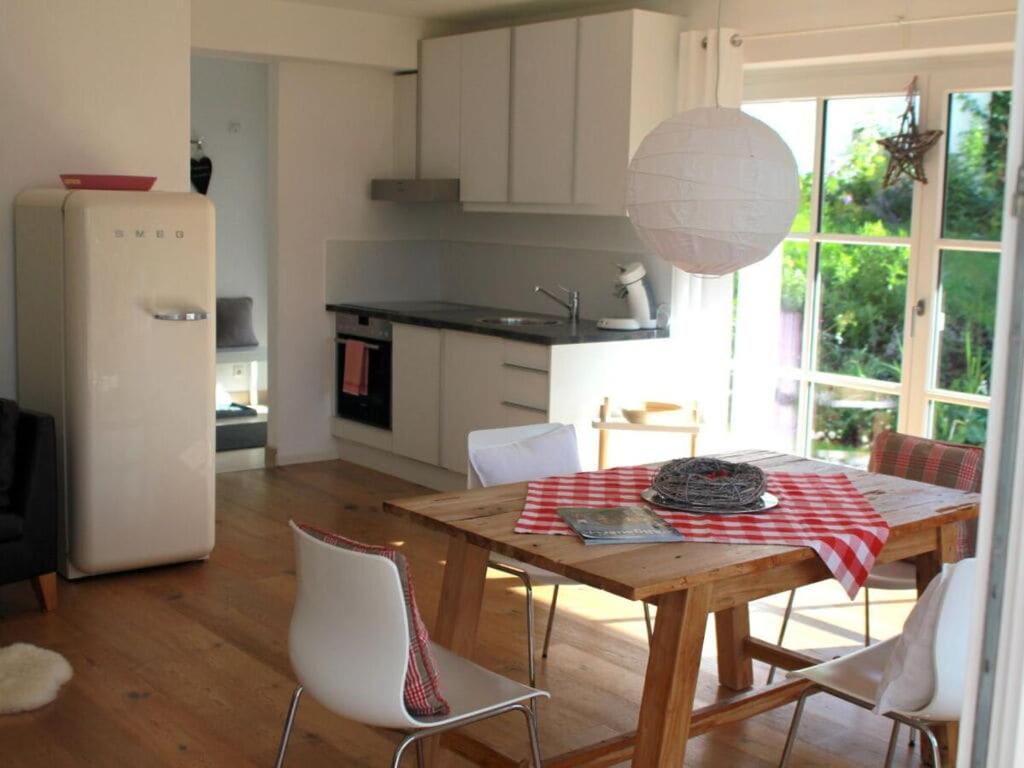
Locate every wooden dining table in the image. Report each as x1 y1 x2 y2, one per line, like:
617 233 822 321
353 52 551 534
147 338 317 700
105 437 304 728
382 449 980 768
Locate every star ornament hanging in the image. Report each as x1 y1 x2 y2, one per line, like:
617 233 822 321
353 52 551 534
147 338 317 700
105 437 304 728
877 77 943 188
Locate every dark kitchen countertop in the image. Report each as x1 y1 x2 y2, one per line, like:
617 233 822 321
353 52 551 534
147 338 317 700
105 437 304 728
325 301 670 345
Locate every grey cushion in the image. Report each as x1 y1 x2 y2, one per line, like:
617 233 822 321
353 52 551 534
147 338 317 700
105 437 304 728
0 512 22 543
216 297 259 349
0 399 17 510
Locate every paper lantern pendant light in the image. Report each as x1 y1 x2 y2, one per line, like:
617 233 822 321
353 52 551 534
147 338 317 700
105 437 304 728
626 107 800 277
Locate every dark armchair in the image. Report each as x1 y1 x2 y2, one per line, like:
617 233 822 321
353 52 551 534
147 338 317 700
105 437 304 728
0 404 58 611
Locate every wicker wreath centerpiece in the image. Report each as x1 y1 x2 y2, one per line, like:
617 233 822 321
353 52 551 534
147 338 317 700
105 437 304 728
651 457 767 509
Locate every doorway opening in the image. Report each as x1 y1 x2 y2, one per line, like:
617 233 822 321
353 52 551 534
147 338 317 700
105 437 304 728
191 55 271 473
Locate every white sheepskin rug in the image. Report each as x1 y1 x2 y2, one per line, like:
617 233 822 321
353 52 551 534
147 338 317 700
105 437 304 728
0 643 73 714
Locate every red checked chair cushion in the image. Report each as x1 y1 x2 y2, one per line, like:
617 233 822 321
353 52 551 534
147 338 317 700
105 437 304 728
869 431 983 557
296 523 449 717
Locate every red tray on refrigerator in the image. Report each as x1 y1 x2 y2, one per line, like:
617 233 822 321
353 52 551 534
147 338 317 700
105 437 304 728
60 174 157 191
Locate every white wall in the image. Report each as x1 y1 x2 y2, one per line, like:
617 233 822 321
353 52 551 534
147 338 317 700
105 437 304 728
191 55 270 349
191 0 439 69
680 0 1015 66
447 0 1014 61
271 60 438 464
436 211 671 319
323 214 672 321
326 240 443 304
0 0 191 400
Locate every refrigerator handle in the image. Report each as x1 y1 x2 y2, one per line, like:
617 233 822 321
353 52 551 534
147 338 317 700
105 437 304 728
153 310 209 321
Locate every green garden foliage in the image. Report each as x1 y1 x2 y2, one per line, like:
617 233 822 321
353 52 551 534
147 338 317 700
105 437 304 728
774 91 1008 455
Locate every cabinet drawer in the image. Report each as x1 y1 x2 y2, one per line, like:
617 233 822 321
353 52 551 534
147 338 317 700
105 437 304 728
502 401 548 427
502 365 549 411
503 340 549 372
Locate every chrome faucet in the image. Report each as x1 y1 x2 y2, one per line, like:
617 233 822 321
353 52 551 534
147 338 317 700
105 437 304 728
534 284 580 323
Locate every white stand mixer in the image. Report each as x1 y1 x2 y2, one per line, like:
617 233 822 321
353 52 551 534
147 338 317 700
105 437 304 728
597 262 662 331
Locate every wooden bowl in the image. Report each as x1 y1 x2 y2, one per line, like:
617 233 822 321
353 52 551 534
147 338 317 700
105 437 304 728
621 401 689 426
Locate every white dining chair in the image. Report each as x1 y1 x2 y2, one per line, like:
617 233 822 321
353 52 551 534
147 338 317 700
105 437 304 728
778 557 976 768
467 424 654 689
767 432 983 685
274 521 549 768
767 561 917 686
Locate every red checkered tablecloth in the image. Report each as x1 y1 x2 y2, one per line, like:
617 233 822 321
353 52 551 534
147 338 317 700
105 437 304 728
515 466 890 597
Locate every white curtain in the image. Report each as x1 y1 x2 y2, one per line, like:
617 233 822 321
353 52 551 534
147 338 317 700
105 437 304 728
730 248 787 442
668 28 744 449
677 28 744 111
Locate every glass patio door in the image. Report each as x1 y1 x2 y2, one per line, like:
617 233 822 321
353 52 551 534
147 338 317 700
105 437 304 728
730 60 1010 466
903 72 1010 446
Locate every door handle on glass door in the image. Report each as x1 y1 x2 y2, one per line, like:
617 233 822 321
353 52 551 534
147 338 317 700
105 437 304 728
153 310 209 321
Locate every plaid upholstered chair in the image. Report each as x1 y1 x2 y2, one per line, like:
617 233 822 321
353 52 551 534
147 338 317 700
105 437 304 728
767 431 983 684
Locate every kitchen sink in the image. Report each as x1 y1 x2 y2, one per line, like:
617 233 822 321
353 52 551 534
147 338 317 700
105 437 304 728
476 316 562 326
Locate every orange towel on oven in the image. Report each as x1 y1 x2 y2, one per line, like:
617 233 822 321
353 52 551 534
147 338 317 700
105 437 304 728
342 340 369 396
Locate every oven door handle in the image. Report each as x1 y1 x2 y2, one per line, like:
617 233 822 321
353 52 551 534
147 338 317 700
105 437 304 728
338 338 381 351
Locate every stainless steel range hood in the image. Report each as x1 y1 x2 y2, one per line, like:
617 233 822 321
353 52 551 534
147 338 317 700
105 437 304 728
370 178 460 203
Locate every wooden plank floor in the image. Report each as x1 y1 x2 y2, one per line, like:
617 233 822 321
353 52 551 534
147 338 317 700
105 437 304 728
0 459 929 767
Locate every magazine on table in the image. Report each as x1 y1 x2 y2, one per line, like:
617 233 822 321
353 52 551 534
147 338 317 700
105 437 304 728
557 505 684 545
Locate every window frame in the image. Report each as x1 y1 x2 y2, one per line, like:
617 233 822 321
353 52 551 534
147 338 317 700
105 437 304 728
736 54 1012 457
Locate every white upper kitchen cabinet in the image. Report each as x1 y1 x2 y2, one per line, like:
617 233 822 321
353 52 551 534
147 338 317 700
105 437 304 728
418 35 461 179
420 9 684 216
459 28 511 203
509 18 578 205
574 11 681 213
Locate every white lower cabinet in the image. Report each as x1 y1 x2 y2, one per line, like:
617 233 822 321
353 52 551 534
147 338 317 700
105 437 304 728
392 323 442 465
377 322 669 477
389 324 553 473
439 330 507 472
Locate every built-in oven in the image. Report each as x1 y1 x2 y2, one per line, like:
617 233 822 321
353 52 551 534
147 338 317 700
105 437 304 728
335 312 392 430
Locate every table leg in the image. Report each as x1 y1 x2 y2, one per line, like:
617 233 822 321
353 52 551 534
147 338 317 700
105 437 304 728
598 398 610 470
422 535 490 767
915 523 959 768
715 604 754 691
634 584 712 767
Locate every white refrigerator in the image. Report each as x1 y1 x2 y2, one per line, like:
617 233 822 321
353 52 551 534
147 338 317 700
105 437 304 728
15 189 216 578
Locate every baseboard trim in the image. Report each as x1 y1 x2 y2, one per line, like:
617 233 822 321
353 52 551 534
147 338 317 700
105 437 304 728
336 440 465 491
273 448 340 467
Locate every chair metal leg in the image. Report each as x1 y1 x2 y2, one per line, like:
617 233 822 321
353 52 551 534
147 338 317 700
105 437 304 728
767 589 797 684
415 739 426 768
864 586 871 646
523 577 537 688
273 685 304 768
883 721 901 768
920 725 942 768
778 686 815 768
490 564 538 687
643 601 654 645
517 701 544 768
390 701 544 768
541 584 559 660
391 732 419 768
